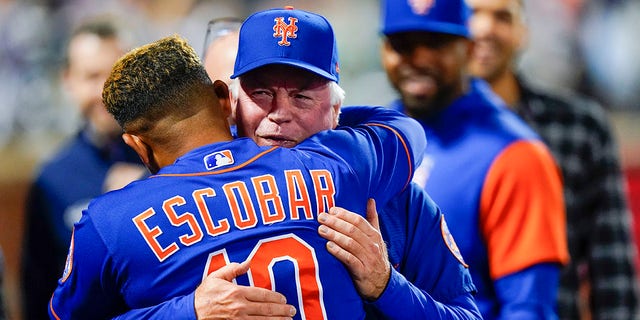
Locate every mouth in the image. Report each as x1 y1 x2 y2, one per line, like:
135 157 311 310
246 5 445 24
399 74 437 98
472 40 498 63
257 135 297 148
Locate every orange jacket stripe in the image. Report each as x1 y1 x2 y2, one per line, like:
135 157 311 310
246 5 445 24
480 140 570 279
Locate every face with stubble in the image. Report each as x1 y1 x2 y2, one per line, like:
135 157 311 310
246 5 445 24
64 33 126 138
233 64 341 148
381 31 472 119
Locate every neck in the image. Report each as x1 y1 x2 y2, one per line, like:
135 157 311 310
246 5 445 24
175 132 232 158
147 112 234 170
487 71 521 109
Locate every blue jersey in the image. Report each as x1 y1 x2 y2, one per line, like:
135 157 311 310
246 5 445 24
366 182 481 319
111 183 483 320
391 79 568 319
49 106 426 320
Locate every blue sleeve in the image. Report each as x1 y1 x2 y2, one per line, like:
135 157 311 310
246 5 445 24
368 184 481 319
338 105 426 168
368 269 482 320
494 263 560 319
309 106 426 207
111 292 196 320
49 214 127 319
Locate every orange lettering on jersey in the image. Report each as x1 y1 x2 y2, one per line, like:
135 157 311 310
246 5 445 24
193 188 230 237
223 181 258 229
285 170 313 220
163 196 203 246
273 17 298 46
311 170 335 213
203 249 232 280
252 175 286 224
248 235 326 319
132 208 179 262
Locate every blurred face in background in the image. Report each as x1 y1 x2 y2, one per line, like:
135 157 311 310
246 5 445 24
204 29 240 127
381 31 472 119
204 30 239 85
63 33 125 138
467 0 527 82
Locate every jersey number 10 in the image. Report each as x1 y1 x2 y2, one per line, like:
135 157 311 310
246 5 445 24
203 234 327 319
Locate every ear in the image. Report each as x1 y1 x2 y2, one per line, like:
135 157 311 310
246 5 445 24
122 133 159 174
331 103 341 129
230 88 238 123
213 80 231 118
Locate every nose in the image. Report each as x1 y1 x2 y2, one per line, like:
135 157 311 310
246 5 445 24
405 45 438 69
267 91 293 123
470 12 495 39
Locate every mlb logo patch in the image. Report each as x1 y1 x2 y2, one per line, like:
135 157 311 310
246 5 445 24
204 150 235 170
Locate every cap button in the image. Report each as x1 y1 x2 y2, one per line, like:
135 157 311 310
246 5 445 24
284 5 294 10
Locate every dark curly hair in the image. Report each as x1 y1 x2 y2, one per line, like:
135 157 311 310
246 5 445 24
103 35 213 133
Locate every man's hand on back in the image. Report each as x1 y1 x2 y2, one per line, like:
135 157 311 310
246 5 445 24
318 199 391 300
194 261 297 319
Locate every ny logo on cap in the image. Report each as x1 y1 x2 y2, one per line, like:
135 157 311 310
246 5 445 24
408 0 434 15
273 17 298 46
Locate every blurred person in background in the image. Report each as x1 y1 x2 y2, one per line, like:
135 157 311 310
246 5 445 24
467 0 640 318
379 0 569 318
202 17 243 134
20 16 146 320
202 17 243 85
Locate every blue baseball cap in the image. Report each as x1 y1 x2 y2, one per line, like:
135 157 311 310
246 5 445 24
231 6 340 82
381 0 471 38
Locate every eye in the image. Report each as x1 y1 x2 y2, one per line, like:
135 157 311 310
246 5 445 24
293 93 311 100
387 32 455 53
387 37 413 55
251 89 272 98
495 10 514 24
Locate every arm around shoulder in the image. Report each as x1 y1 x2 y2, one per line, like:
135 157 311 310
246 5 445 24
339 105 426 164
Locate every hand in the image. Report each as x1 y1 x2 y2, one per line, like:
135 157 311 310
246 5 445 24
317 199 391 300
194 261 297 320
103 162 147 192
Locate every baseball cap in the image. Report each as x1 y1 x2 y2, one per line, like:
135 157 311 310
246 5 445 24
381 0 471 38
231 6 340 82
